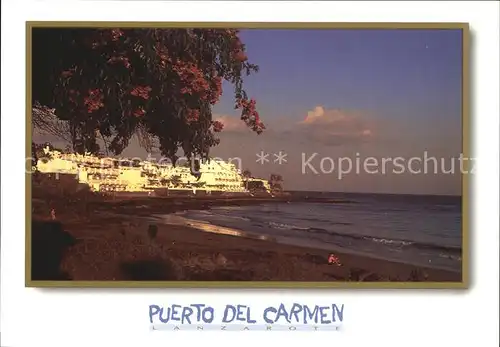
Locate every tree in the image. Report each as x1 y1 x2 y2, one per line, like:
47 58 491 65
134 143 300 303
242 169 252 190
159 178 170 186
32 102 73 145
269 174 284 194
191 181 206 188
32 28 265 163
31 142 58 169
170 175 182 188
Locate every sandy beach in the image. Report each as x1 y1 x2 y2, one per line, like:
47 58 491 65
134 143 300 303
30 185 462 283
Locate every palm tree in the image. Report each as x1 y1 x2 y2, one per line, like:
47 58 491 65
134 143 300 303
269 173 284 195
170 175 182 188
160 178 170 186
242 169 252 190
191 181 206 188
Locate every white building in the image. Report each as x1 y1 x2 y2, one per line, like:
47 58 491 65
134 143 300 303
151 159 247 193
35 146 268 194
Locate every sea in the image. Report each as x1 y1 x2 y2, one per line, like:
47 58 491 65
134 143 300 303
164 192 463 272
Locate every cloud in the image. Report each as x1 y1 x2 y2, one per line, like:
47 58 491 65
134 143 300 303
296 106 374 146
213 115 249 133
216 106 374 148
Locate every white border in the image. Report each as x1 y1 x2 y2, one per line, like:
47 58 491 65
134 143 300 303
1 1 499 346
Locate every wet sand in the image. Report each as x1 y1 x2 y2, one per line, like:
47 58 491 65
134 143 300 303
30 193 462 283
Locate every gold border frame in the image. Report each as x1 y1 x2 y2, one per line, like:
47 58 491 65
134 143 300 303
25 21 470 289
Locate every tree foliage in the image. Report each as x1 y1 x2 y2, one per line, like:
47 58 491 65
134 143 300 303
269 173 284 193
242 169 252 178
242 169 252 190
32 142 63 169
32 28 265 163
169 175 182 187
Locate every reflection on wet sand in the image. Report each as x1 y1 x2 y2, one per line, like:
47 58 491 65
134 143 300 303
150 214 277 242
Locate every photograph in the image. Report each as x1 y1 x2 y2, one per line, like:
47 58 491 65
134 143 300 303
27 22 469 286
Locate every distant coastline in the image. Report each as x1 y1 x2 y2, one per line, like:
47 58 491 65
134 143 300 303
285 190 462 198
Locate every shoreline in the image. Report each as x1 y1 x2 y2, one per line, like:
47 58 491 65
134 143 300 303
141 212 461 274
31 193 462 283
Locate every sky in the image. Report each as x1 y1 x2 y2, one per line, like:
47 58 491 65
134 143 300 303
35 29 464 195
211 29 464 195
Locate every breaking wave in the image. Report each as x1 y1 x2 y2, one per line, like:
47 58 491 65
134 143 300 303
264 221 462 256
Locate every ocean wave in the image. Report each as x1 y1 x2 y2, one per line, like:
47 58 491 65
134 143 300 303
439 253 462 261
224 215 251 222
370 238 413 246
407 240 462 254
264 222 462 256
363 236 461 255
266 222 350 233
188 212 251 223
268 221 308 231
300 217 352 225
183 206 462 257
308 228 461 254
